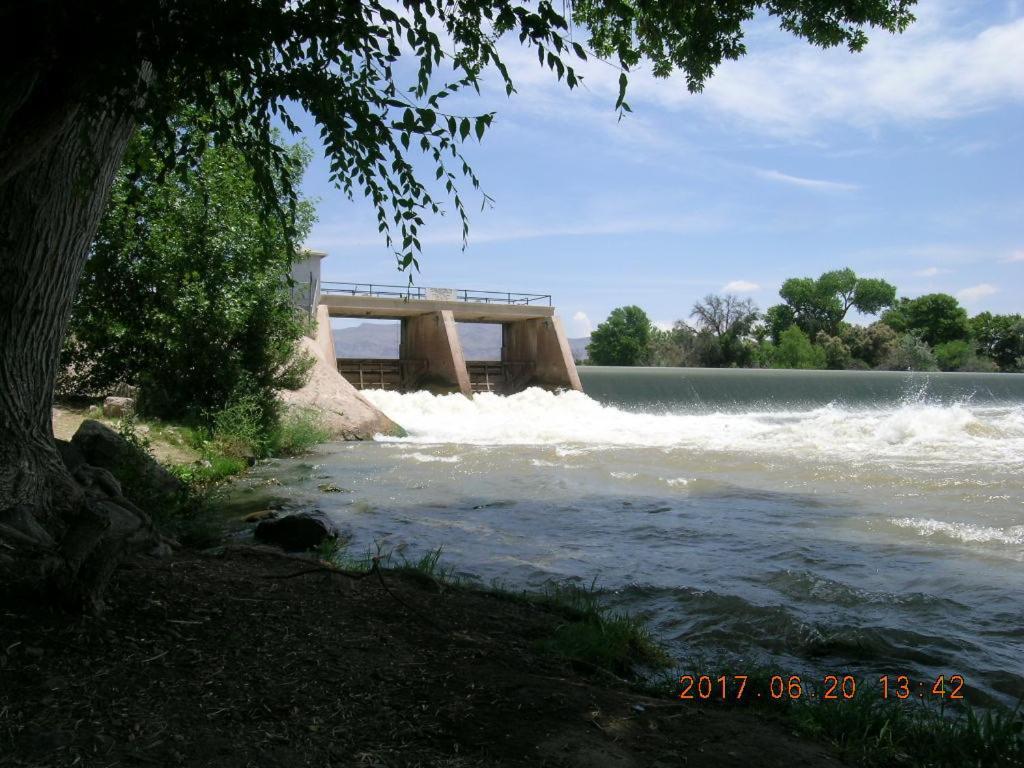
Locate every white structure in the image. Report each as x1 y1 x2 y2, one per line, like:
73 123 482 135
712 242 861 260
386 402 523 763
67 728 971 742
289 249 327 316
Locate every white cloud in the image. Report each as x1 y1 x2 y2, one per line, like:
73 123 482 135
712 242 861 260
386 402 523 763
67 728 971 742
754 169 859 192
721 280 761 293
570 311 592 337
653 320 674 332
956 283 999 302
1003 250 1024 263
500 4 1024 139
914 266 951 277
309 208 726 250
683 13 1024 135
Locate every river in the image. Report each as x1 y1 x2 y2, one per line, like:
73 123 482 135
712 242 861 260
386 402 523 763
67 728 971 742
243 368 1024 707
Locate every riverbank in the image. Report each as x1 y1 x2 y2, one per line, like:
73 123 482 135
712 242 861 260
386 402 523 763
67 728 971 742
25 398 1023 767
0 547 840 768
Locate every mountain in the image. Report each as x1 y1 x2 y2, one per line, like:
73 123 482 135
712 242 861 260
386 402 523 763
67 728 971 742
333 322 590 362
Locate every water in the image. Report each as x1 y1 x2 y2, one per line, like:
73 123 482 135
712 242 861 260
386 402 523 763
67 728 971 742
246 368 1024 707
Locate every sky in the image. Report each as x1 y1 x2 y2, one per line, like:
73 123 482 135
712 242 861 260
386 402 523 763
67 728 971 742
299 0 1024 338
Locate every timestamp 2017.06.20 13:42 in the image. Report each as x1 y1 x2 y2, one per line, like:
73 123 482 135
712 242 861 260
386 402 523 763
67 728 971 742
677 674 966 702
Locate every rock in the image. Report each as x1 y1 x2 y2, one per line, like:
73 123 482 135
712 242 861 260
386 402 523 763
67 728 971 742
71 419 185 504
241 509 277 523
317 483 348 493
73 464 124 498
254 511 343 552
102 396 135 418
55 439 87 474
280 337 405 440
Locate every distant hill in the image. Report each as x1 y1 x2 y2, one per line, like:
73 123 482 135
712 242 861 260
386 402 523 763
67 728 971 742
333 322 590 362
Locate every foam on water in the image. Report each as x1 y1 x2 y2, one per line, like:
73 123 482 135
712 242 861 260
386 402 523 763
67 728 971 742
364 387 1024 466
890 517 1024 546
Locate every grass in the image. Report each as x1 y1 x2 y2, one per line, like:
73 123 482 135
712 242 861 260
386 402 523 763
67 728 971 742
648 663 1024 768
270 406 331 457
315 539 669 678
100 402 330 548
788 685 1023 768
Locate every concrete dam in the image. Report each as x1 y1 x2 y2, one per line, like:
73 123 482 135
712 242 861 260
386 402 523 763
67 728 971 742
293 252 581 396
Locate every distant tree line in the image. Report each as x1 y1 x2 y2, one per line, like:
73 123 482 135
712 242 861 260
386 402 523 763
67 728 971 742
586 268 1024 372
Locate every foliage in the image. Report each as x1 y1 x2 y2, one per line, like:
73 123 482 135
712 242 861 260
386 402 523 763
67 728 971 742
114 416 222 547
8 1 919 274
815 332 853 370
646 327 686 367
764 304 798 345
840 322 899 369
271 408 331 458
778 268 896 337
63 120 315 428
688 294 759 367
882 294 969 347
690 294 760 337
588 306 654 366
771 326 826 369
528 581 669 675
971 312 1024 371
934 340 973 372
880 334 938 372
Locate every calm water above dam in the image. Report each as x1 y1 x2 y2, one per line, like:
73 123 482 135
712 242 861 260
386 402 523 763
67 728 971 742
244 368 1024 706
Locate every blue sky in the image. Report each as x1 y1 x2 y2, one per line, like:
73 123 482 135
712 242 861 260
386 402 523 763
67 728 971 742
300 0 1024 337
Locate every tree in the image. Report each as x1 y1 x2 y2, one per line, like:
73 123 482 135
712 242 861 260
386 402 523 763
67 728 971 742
882 294 969 347
62 120 316 433
689 294 759 366
771 326 826 369
970 312 1024 371
764 304 797 345
690 294 759 338
839 321 898 369
814 331 853 370
778 268 896 336
0 0 918 607
933 340 994 372
646 328 679 367
588 306 653 366
880 334 937 371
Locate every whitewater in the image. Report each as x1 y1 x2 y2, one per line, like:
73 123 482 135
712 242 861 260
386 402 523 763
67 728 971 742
239 370 1024 708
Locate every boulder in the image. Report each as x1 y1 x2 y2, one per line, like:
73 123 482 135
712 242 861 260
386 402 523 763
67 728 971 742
280 336 404 440
254 511 343 552
102 396 135 418
55 438 87 474
71 419 185 503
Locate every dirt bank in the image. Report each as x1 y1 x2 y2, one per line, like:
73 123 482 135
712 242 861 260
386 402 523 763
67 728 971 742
0 549 841 767
52 404 200 466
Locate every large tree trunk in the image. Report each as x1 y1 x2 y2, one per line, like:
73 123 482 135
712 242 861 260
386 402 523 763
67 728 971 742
0 95 156 612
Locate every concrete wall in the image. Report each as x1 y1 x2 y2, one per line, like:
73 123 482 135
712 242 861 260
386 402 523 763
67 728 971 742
314 304 336 364
290 249 326 314
400 310 472 395
503 316 582 391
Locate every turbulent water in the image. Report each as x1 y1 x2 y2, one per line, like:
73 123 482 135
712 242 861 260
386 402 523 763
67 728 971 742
248 368 1024 707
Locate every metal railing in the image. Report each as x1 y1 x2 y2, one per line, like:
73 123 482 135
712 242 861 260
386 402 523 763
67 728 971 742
320 281 551 306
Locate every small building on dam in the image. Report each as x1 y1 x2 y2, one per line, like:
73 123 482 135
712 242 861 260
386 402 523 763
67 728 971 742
291 250 582 396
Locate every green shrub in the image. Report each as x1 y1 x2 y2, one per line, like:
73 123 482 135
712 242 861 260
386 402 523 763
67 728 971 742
881 334 938 371
771 326 826 369
209 388 279 460
270 407 330 456
62 114 316 424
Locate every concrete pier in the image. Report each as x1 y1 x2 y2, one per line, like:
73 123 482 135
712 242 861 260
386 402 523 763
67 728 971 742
503 316 582 392
401 310 472 395
314 281 582 395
